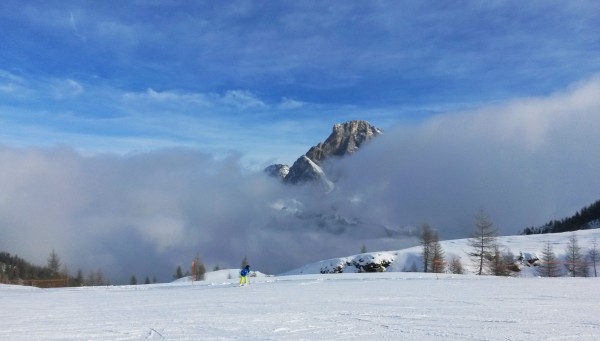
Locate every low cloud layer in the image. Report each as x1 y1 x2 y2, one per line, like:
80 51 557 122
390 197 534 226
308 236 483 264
2 78 600 282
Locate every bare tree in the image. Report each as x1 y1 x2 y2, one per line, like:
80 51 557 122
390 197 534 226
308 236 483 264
537 241 560 277
589 238 599 277
467 211 497 275
565 233 587 277
449 256 464 274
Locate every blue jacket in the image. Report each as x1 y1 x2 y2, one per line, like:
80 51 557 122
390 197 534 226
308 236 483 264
240 267 250 276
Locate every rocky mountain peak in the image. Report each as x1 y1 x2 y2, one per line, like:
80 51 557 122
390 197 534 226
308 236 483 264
305 120 383 164
266 120 382 187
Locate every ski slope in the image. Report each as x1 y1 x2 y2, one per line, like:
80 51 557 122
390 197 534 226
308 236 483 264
1 271 600 340
2 229 600 340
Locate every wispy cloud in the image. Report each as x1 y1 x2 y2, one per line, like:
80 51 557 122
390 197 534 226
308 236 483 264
69 11 87 43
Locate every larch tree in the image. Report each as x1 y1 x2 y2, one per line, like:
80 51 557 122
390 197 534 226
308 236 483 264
537 241 560 277
488 244 512 276
431 237 446 273
467 211 497 275
565 233 587 277
449 256 464 274
420 223 435 273
589 238 599 277
192 254 206 281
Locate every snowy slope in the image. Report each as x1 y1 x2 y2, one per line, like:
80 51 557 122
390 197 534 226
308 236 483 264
1 272 600 340
282 229 600 276
1 230 600 340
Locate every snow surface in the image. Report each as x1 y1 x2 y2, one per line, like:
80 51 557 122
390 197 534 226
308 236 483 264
284 229 600 276
2 230 600 340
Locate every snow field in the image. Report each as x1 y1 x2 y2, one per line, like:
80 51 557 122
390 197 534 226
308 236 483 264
2 273 600 340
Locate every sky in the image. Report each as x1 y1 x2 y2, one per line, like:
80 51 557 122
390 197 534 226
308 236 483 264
1 1 600 282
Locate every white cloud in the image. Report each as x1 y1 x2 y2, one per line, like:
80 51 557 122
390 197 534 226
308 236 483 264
336 76 600 236
123 88 266 110
2 77 599 283
277 97 307 110
51 79 84 99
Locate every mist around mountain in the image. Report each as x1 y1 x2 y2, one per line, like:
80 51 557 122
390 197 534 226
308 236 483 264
1 78 600 283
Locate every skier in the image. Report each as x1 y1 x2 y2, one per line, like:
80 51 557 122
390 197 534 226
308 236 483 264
239 264 250 286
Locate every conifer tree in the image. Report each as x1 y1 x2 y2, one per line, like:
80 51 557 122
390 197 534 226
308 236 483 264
420 223 435 273
589 238 599 277
174 265 183 279
431 238 446 273
75 269 84 287
449 256 464 274
47 249 61 277
192 255 206 281
488 244 512 276
467 211 497 275
565 234 587 277
537 241 560 277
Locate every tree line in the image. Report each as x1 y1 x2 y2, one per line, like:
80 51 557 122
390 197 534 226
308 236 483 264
522 199 600 235
418 210 599 277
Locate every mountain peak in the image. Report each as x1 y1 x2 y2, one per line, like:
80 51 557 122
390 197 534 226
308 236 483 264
305 120 383 164
266 120 382 187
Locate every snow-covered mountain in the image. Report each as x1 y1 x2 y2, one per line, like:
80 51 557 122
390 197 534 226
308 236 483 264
266 119 382 187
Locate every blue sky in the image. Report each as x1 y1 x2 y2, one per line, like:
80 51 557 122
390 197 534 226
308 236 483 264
2 1 598 165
